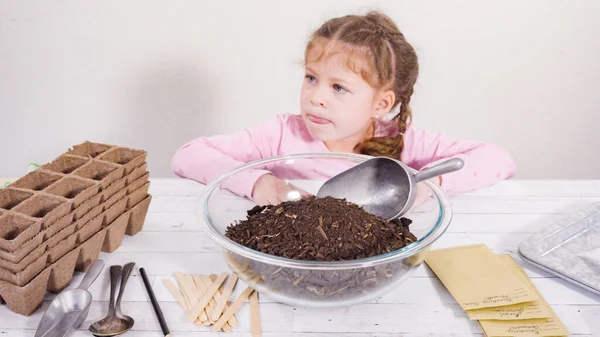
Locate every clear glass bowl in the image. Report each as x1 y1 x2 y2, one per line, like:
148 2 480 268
196 153 452 307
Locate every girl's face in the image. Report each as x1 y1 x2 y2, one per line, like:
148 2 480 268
300 43 391 151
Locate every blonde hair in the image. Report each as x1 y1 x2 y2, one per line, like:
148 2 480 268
305 11 419 159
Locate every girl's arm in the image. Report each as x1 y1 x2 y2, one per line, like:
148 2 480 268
402 124 516 195
171 114 287 199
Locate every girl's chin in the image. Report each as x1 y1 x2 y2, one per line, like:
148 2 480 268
305 125 336 142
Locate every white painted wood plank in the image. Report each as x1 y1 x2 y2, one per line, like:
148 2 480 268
533 276 600 306
148 193 600 215
142 212 570 234
291 304 595 335
0 301 294 333
142 212 200 231
450 198 599 214
431 232 531 253
35 257 599 307
149 178 600 199
1 302 593 335
292 304 479 334
583 307 600 337
459 180 600 198
447 213 567 233
103 231 572 285
83 252 232 277
115 231 219 253
52 250 555 284
114 231 533 254
80 251 555 282
148 178 203 196
0 330 492 337
150 274 600 306
149 195 200 213
0 328 488 337
374 277 600 306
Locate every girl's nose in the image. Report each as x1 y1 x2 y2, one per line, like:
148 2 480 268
310 88 328 108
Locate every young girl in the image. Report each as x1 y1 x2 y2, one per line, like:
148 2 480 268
171 11 515 206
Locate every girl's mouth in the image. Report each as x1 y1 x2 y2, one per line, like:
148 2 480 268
307 113 331 125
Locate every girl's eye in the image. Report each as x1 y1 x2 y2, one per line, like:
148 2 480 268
333 84 347 93
305 75 316 83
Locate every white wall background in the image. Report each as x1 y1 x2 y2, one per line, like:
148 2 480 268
1 0 599 179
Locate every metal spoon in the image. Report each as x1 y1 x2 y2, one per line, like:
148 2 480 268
89 264 135 336
115 263 135 324
317 157 464 220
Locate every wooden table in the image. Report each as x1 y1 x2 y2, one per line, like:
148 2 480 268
1 179 599 336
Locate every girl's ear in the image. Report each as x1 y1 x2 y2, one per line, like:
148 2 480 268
372 90 396 119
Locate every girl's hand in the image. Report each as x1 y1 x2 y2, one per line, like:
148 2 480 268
409 176 442 211
252 174 312 206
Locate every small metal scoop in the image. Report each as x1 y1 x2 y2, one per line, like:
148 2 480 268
89 263 135 336
34 259 105 337
317 157 464 220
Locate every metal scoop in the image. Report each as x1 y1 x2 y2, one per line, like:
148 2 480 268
316 157 464 220
34 259 105 337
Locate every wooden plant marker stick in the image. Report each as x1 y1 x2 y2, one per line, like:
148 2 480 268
174 272 186 288
176 273 207 324
190 275 210 325
162 279 189 311
212 286 255 332
187 272 228 322
176 273 197 305
185 273 199 299
179 273 209 323
250 291 261 337
202 277 223 326
211 283 238 328
175 272 193 310
200 276 233 332
192 274 203 295
195 275 219 325
201 275 232 331
189 274 212 324
194 318 206 327
210 274 239 327
211 273 238 322
195 313 209 326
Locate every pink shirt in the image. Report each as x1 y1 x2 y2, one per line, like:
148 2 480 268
172 114 515 199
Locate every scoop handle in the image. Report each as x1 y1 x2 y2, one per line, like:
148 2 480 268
77 259 105 290
414 158 464 183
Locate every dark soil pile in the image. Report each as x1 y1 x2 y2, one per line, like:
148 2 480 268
225 196 417 261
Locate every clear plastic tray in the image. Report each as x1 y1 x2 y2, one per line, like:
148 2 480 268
518 203 600 295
